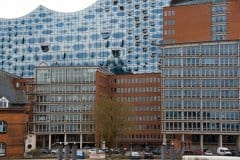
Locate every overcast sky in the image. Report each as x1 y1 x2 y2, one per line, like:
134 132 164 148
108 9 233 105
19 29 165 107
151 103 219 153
0 0 97 18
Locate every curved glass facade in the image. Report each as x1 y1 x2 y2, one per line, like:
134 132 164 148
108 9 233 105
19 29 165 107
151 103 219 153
0 0 170 77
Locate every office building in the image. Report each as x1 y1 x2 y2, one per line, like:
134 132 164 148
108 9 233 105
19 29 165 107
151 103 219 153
0 0 170 77
161 0 240 151
33 66 162 150
109 73 162 149
161 40 240 150
33 66 98 149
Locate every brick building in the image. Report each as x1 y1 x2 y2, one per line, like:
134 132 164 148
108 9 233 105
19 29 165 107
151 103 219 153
109 73 162 149
0 71 29 159
95 70 162 149
163 0 240 44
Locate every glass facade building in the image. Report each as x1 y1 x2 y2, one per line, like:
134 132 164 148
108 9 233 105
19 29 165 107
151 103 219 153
0 0 170 77
161 40 240 146
34 66 98 148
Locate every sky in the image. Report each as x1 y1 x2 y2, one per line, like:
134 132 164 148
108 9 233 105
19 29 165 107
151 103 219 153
0 0 98 18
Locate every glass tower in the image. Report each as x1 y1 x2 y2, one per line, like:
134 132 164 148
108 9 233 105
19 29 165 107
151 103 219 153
0 0 170 77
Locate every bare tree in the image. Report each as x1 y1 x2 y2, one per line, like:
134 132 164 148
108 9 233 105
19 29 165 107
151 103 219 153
95 96 133 149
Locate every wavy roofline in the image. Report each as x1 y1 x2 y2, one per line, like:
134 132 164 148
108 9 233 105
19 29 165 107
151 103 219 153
0 2 98 20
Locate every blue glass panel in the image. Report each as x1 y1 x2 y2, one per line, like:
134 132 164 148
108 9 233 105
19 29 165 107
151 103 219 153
91 34 100 40
42 18 52 23
27 19 33 24
112 32 125 39
151 34 161 38
55 36 64 42
38 37 46 43
128 54 134 59
151 9 162 14
38 13 47 17
76 35 82 41
135 11 141 15
150 28 156 32
127 18 133 22
142 3 148 8
34 55 39 61
112 6 118 12
95 8 103 12
150 14 156 19
84 15 95 19
150 46 156 51
27 38 36 44
56 22 64 27
27 47 33 53
52 45 61 51
143 41 148 45
127 23 133 27
117 12 125 16
99 51 110 57
73 44 85 50
42 55 53 60
135 48 141 52
35 25 44 29
76 52 87 58
65 35 73 41
105 1 111 5
94 42 102 48
127 36 133 40
119 24 125 28
42 30 53 34
110 19 118 23
150 59 156 63
34 19 40 23
77 27 88 32
119 0 125 4
34 47 40 52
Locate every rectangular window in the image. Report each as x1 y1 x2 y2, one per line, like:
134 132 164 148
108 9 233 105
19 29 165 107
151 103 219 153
0 143 5 156
0 121 7 133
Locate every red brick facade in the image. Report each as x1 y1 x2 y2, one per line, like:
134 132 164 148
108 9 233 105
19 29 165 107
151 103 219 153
163 0 240 44
95 72 162 149
0 108 29 159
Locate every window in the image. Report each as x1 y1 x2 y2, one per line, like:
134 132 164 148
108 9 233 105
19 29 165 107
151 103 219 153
41 44 49 52
164 10 175 16
0 143 5 156
0 97 9 108
0 121 7 133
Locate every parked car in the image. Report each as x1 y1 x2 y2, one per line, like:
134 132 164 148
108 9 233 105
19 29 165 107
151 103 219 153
76 150 85 159
203 149 213 156
130 151 141 159
230 150 240 156
193 150 203 155
152 148 161 155
182 150 194 156
51 148 66 154
143 151 154 159
217 147 232 156
40 147 51 154
88 148 97 154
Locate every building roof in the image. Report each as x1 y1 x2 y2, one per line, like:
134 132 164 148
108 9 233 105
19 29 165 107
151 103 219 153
170 0 218 6
0 71 28 105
